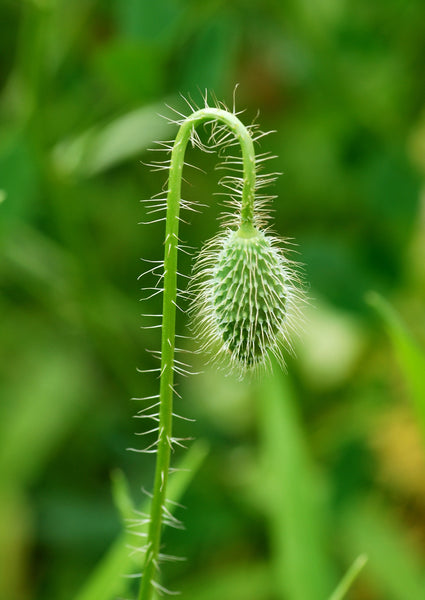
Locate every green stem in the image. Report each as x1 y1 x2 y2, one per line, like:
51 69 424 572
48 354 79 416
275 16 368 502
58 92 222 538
138 108 256 600
328 555 368 600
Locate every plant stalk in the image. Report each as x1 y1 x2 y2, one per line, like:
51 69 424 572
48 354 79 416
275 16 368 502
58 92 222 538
138 107 256 600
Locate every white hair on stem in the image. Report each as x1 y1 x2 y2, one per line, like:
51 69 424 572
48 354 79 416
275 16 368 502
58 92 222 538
135 90 305 600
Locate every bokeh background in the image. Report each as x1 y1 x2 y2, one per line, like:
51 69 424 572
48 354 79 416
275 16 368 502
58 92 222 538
1 1 425 599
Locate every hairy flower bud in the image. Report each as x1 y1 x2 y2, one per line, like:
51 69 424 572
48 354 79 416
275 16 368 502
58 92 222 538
191 223 300 376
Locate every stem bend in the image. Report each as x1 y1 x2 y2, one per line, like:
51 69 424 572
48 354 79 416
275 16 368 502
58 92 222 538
139 108 257 600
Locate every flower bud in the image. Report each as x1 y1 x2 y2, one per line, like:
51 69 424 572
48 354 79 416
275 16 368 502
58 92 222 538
191 223 298 375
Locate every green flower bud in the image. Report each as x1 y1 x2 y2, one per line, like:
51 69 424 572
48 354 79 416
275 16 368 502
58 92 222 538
191 223 300 376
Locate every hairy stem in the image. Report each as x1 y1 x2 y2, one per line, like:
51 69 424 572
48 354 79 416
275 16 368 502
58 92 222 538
138 107 256 600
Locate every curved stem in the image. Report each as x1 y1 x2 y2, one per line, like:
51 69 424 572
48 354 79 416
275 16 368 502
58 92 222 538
138 108 256 600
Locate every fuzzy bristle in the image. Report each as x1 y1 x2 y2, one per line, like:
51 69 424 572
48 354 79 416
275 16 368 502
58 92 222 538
190 223 302 377
213 225 287 364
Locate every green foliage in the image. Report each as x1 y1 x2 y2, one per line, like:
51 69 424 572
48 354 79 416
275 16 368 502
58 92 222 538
329 555 368 600
52 102 172 178
75 442 208 600
368 292 425 440
259 367 335 600
341 503 425 599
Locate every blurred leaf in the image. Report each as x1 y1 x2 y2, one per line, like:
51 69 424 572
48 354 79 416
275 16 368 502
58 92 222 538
408 108 425 175
91 40 164 102
181 16 240 95
0 346 91 486
75 440 208 600
258 366 336 600
51 101 174 178
0 128 39 225
328 554 368 600
341 502 425 600
0 491 31 600
44 0 98 73
0 223 74 297
367 292 425 441
181 561 273 600
111 469 135 523
296 299 366 390
114 0 183 44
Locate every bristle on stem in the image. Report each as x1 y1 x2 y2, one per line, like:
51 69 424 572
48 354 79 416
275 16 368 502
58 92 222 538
138 96 303 600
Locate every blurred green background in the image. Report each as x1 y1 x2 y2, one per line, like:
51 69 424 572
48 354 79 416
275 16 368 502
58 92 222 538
1 1 425 599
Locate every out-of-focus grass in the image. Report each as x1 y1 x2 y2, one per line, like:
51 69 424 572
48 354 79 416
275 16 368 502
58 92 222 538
259 367 335 600
51 102 173 178
329 555 368 600
367 292 425 440
75 442 208 600
341 502 425 600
